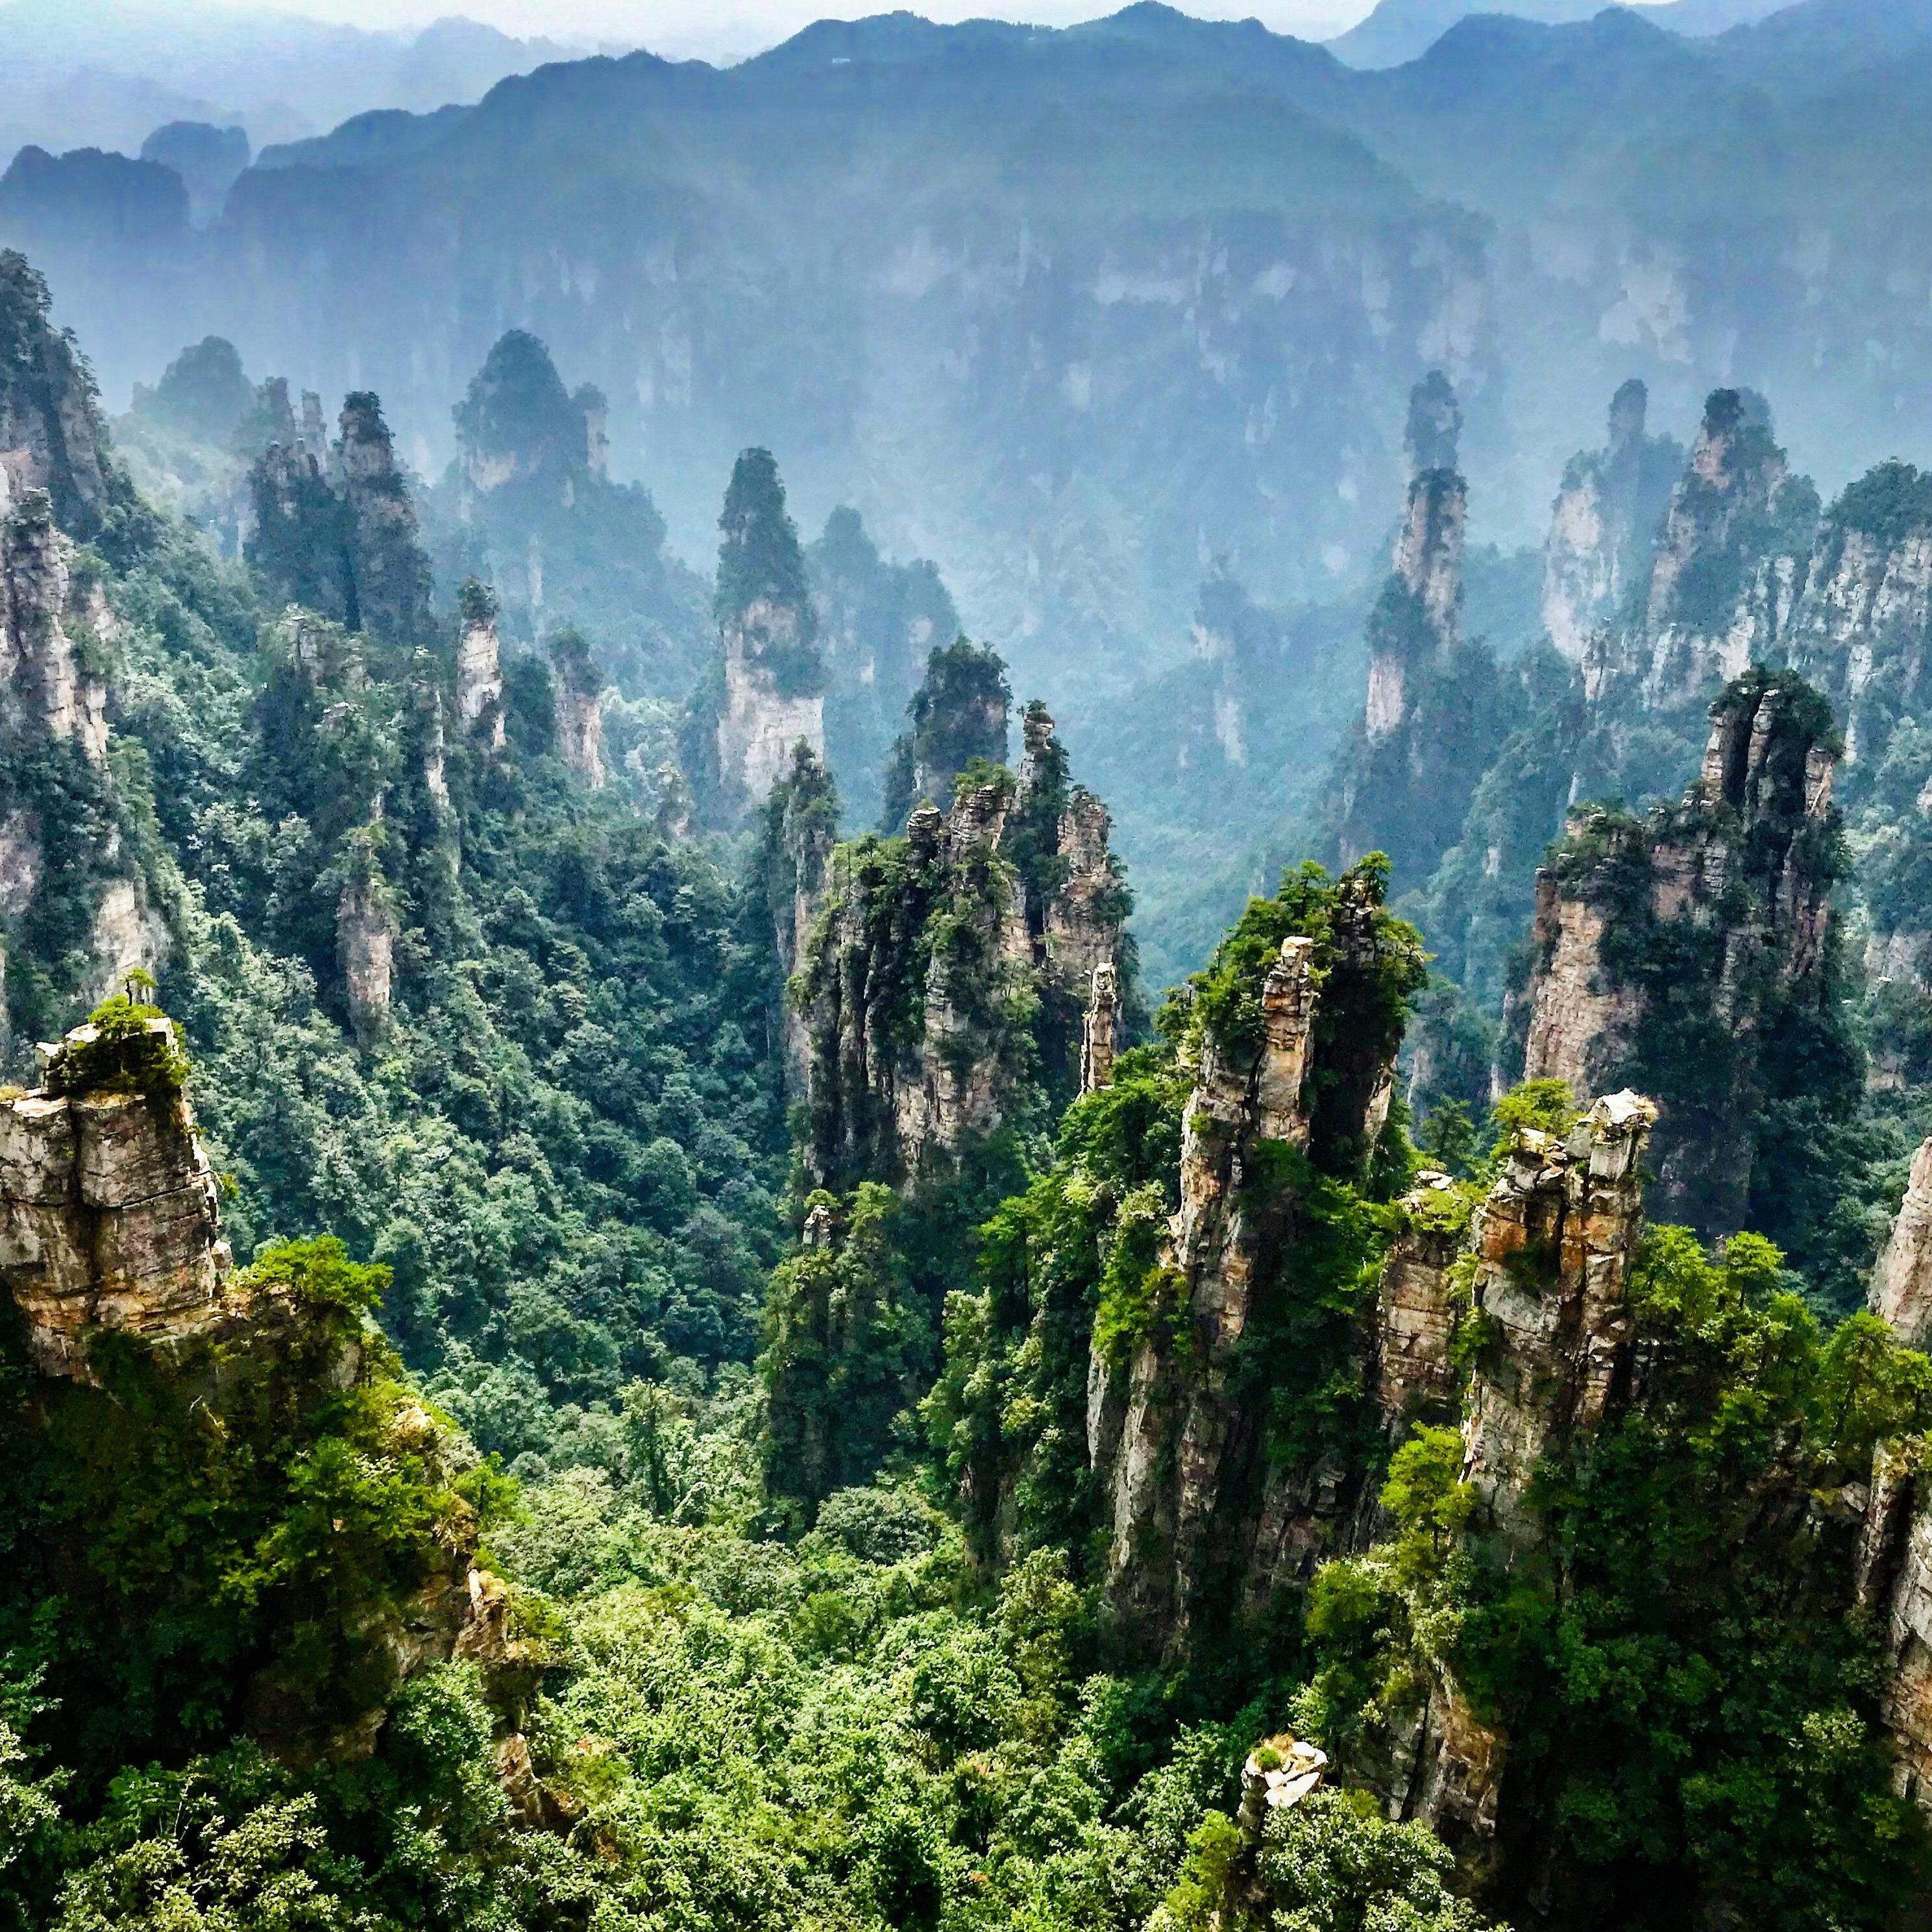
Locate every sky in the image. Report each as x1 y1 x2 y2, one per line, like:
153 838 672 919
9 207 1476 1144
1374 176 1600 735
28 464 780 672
209 0 1378 60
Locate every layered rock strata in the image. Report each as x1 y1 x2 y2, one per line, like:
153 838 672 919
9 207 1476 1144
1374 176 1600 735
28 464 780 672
1541 378 1681 665
0 1016 229 1379
1366 1092 1656 1871
1371 1171 1467 1432
1090 870 1420 1657
1519 670 1839 1235
1458 1091 1656 1542
1588 388 1816 713
794 724 1127 1190
1872 1138 1932 1352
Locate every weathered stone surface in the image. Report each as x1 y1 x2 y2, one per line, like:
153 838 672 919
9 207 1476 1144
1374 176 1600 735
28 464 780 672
1633 390 1815 708
1519 880 1640 1095
337 869 396 1047
795 726 1126 1189
1541 379 1681 665
718 594 826 813
454 606 505 744
1373 1173 1466 1432
1460 1091 1655 1543
1093 938 1329 1653
1872 1140 1932 1352
0 482 110 764
1521 672 1837 1236
1081 960 1119 1095
1 1017 231 1379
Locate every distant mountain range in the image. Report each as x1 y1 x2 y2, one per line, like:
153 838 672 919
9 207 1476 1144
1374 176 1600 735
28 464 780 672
5 0 1932 804
0 1 620 158
1325 0 1789 68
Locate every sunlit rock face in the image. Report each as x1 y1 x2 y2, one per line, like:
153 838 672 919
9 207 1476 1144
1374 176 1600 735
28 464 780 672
0 1017 229 1380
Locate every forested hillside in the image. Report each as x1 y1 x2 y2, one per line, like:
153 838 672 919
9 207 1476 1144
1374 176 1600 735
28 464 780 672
16 50 1932 1914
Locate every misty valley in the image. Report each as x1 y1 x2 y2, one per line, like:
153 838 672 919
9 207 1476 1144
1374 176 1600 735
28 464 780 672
7 2 1932 1929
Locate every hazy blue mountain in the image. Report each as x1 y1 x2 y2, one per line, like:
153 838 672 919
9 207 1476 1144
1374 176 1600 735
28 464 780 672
10 0 1932 968
0 1 609 158
1327 0 1789 67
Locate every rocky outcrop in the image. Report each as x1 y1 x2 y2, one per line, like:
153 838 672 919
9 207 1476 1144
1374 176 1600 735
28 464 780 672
548 624 607 788
1519 669 1840 1236
0 1014 228 1380
1359 1092 1656 1874
1541 380 1682 664
761 744 839 1095
1365 374 1467 750
336 392 435 649
0 249 128 539
1371 1172 1467 1433
1872 1140 1932 1352
336 863 395 1047
1589 389 1816 713
0 467 164 1055
454 580 506 748
1458 1092 1656 1543
794 720 1129 1190
1090 864 1423 1659
1785 463 1932 763
1 477 108 764
711 449 827 820
718 611 825 811
1081 960 1119 1094
244 389 436 654
1328 374 1513 891
1855 1443 1932 1811
880 636 1010 831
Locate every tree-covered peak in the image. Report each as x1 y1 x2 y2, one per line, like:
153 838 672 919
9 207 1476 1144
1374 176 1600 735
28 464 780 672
715 446 813 629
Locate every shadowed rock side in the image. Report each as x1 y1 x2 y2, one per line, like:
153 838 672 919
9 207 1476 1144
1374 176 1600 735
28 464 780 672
1326 372 1516 893
790 707 1128 1193
1361 1093 1656 1874
245 389 436 655
1088 864 1424 1661
1517 668 1841 1237
1541 378 1683 665
0 249 130 539
1873 1138 1932 1353
709 448 826 822
1863 1157 1932 1816
0 473 164 1055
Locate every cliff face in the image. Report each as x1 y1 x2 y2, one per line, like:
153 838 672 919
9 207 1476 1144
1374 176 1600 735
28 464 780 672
1458 1092 1656 1543
1519 669 1842 1238
548 625 607 789
1363 375 1467 755
454 583 506 748
1 1014 227 1380
1541 379 1682 665
1872 1137 1932 1353
879 636 1010 833
792 707 1127 1192
1 1007 532 1767
703 450 827 822
0 249 129 540
718 599 826 813
0 471 164 1056
1589 389 1817 715
245 391 435 657
1328 374 1514 892
1088 864 1424 1659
